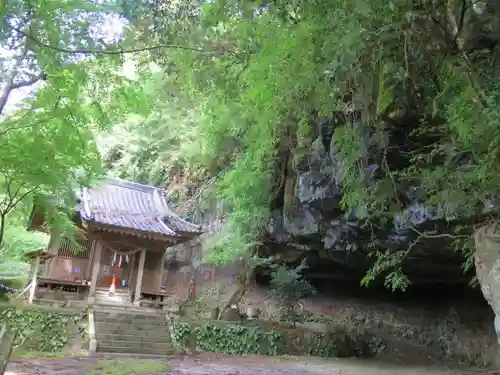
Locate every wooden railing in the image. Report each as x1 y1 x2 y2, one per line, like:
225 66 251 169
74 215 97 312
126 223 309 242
0 323 15 375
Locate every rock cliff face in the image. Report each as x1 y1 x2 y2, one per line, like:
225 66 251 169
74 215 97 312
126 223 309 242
266 128 471 286
265 1 500 288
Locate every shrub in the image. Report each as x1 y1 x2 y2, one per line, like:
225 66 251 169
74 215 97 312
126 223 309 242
269 260 315 325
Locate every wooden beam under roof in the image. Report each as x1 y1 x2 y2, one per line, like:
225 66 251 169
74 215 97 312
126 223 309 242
90 230 172 253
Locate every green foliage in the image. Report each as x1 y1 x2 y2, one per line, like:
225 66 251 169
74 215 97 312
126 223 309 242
0 307 86 352
170 1 500 286
170 318 374 358
0 263 29 299
304 329 372 358
0 0 160 261
87 359 169 375
105 0 369 264
269 261 315 324
348 306 491 366
4 0 494 291
1 226 49 263
361 250 411 292
170 320 283 355
101 72 208 186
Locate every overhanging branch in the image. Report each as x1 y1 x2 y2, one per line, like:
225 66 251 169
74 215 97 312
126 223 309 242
12 27 210 55
0 37 29 115
10 73 46 91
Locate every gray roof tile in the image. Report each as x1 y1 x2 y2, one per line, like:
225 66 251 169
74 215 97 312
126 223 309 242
79 179 202 238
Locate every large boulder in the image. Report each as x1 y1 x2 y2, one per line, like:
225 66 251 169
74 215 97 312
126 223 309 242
474 224 500 349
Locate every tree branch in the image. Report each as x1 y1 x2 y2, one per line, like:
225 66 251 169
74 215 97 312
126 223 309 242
409 225 468 239
12 27 210 55
0 182 38 249
0 212 6 249
0 103 54 137
0 38 29 116
10 72 46 91
0 123 35 138
0 176 14 213
8 185 39 212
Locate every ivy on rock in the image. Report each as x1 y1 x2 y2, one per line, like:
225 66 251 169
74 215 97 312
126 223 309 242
171 321 283 356
0 307 86 353
170 319 375 358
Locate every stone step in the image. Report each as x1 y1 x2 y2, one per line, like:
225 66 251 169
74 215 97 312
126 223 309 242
94 305 160 314
95 299 130 304
95 293 130 298
95 293 130 299
95 291 130 297
95 320 167 328
94 321 169 333
95 288 130 292
95 288 129 292
94 316 164 325
94 309 162 316
95 292 130 296
94 313 165 321
96 344 175 356
94 312 166 322
96 339 174 352
94 299 130 306
93 352 172 359
97 332 171 342
95 324 170 337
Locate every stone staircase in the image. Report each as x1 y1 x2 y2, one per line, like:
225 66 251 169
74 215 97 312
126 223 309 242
93 309 175 356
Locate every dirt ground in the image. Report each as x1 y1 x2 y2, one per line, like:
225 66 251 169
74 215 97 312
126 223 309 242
4 353 487 375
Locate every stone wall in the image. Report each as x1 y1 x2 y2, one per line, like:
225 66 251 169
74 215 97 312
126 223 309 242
0 304 88 354
163 205 241 307
237 285 498 367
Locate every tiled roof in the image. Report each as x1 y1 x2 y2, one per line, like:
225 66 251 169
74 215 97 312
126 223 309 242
78 179 202 238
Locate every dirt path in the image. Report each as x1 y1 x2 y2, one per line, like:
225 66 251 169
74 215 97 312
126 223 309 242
5 354 485 375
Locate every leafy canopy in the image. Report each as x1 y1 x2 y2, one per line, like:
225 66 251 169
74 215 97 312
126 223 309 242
111 0 500 290
11 0 484 294
0 0 147 257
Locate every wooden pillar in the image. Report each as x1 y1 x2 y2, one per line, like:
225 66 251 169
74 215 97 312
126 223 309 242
159 253 166 291
89 241 102 297
43 230 60 278
28 256 40 304
27 259 36 286
85 240 97 281
133 249 146 306
127 253 135 287
127 254 136 304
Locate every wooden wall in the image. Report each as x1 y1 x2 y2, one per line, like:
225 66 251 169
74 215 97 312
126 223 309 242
141 251 163 292
43 233 164 292
46 237 92 281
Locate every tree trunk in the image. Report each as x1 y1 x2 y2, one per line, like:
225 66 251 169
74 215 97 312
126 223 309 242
218 264 254 318
0 213 6 250
474 223 500 354
221 284 247 312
